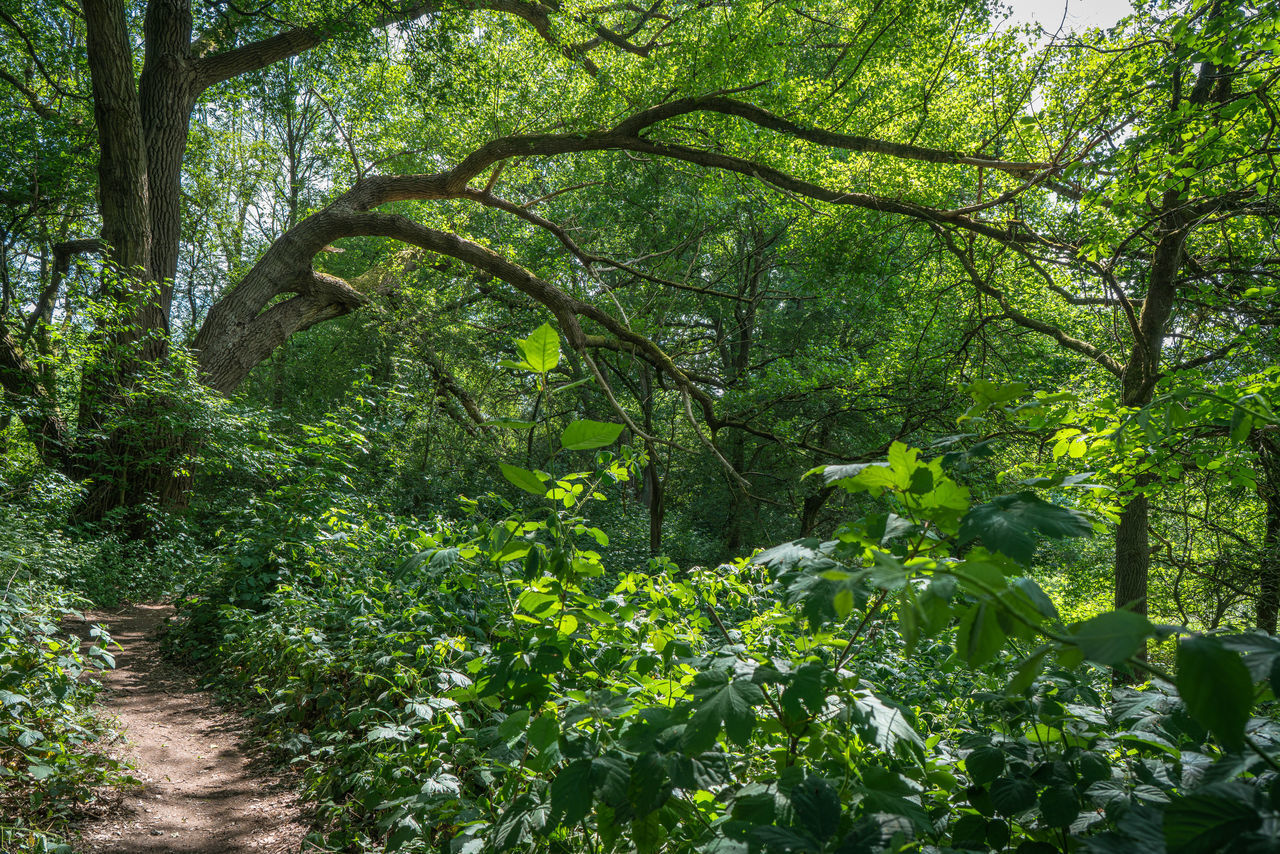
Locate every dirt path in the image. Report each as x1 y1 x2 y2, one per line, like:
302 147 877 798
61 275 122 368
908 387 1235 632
69 604 307 854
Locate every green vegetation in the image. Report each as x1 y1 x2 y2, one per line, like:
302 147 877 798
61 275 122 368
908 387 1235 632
3 0 1280 851
1 507 130 851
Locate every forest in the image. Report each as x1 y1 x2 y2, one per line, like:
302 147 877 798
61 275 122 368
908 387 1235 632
2 0 1280 851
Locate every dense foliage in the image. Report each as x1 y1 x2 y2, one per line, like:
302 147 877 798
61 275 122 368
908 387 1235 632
158 384 1280 854
3 0 1280 851
0 503 130 852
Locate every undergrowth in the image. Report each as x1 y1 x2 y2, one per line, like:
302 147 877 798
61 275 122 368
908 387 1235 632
0 574 126 853
162 426 1280 853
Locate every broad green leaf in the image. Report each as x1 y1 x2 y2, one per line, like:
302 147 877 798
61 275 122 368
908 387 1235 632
550 376 593 395
957 603 1004 666
989 777 1036 817
560 420 624 451
1177 637 1252 752
961 380 1029 420
780 662 832 718
1039 784 1080 828
683 673 765 752
1069 610 1154 666
500 463 548 496
528 713 559 752
492 793 542 850
852 692 922 754
966 747 1005 785
628 752 670 817
832 588 854 618
551 759 594 827
517 323 560 373
791 777 841 843
499 709 530 741
1163 783 1261 854
959 492 1093 564
1007 647 1050 694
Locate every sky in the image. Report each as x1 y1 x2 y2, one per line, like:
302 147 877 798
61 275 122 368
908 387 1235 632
1001 0 1135 32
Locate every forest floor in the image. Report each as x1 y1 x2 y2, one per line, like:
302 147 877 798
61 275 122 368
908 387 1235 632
67 603 308 854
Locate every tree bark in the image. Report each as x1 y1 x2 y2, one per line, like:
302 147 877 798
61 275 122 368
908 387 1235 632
1254 432 1280 633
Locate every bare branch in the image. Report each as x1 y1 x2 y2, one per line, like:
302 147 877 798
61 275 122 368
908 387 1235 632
935 227 1124 376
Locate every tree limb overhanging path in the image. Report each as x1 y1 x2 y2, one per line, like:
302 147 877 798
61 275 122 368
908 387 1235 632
71 604 306 854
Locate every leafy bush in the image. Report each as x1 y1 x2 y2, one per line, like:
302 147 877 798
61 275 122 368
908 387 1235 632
0 573 125 852
172 445 1280 850
161 332 1280 854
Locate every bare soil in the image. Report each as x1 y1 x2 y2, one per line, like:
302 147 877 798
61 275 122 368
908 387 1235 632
68 604 307 854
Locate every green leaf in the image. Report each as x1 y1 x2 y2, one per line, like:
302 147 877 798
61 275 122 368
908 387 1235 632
500 463 548 496
560 420 624 451
852 692 922 754
951 814 988 849
683 673 765 752
1007 646 1050 694
989 777 1036 816
1039 784 1080 828
781 662 832 718
791 777 841 843
550 376 593 395
1177 637 1252 752
628 752 670 817
966 747 1005 785
498 709 530 741
959 492 1093 564
528 713 559 753
517 323 560 373
551 759 594 827
492 793 541 850
1164 784 1261 854
1069 610 1154 666
957 602 1005 666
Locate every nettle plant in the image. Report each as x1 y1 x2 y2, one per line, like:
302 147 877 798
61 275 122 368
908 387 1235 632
172 326 1280 854
442 331 1280 853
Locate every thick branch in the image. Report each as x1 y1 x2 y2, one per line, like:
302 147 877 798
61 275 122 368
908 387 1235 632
0 69 60 119
196 270 365 393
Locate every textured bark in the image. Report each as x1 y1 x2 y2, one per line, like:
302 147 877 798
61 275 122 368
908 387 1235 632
800 485 835 536
82 0 152 278
1112 206 1187 617
138 0 196 327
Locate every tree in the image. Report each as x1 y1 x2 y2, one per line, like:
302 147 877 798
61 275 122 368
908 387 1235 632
2 0 1276 632
0 0 1011 517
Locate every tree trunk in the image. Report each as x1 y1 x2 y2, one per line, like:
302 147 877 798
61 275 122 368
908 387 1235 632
1253 432 1280 633
800 484 835 536
637 369 665 556
1110 191 1188 677
74 0 182 522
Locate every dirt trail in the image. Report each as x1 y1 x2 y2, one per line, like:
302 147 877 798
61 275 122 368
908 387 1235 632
69 604 307 854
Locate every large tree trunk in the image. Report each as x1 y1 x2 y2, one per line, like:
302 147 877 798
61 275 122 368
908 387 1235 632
75 0 185 521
